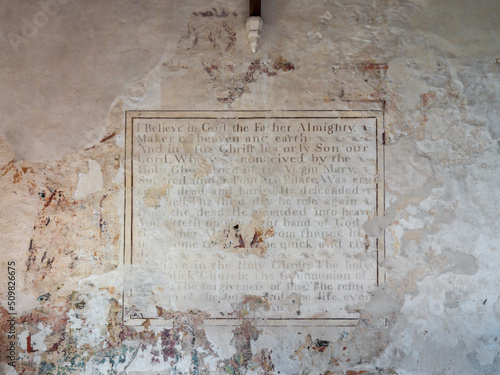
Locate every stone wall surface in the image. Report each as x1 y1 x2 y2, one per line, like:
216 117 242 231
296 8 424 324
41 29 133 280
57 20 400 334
0 0 499 374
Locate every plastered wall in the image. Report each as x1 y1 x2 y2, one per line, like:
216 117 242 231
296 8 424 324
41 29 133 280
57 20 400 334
1 0 500 374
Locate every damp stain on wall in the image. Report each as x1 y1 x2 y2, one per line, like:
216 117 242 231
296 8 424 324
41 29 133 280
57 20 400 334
0 1 499 374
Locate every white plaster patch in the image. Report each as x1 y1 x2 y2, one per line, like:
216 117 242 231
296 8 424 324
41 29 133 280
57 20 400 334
0 363 17 375
74 160 103 200
69 309 83 330
17 328 49 366
114 160 124 186
18 329 29 351
203 354 220 374
80 266 124 293
115 134 125 148
31 323 52 352
15 292 40 314
72 293 111 348
386 138 432 195
204 325 236 359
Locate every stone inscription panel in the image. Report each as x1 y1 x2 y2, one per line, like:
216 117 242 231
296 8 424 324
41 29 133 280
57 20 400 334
124 111 384 324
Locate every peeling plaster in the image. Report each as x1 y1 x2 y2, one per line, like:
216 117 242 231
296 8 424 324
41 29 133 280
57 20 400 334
74 160 103 200
1 0 500 374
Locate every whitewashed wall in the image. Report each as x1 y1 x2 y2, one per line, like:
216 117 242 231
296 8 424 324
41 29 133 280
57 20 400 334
1 0 499 374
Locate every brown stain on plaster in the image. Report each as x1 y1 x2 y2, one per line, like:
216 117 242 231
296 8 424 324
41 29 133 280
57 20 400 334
411 90 438 140
180 10 296 104
144 184 170 207
323 235 338 247
420 91 437 108
180 133 195 154
326 62 388 103
0 159 15 173
179 8 238 54
26 334 37 353
216 222 275 257
218 54 295 103
235 295 271 318
84 132 117 151
404 229 421 242
332 63 388 71
272 55 296 71
193 157 211 178
100 131 117 143
1 160 36 187
16 300 70 357
161 59 189 72
244 59 277 82
25 188 115 294
389 228 401 256
106 299 138 348
362 63 389 71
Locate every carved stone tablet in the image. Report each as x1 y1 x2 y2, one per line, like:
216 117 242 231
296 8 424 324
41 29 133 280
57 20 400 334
124 110 384 325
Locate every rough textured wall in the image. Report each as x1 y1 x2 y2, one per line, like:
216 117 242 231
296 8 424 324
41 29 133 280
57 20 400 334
1 0 499 374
